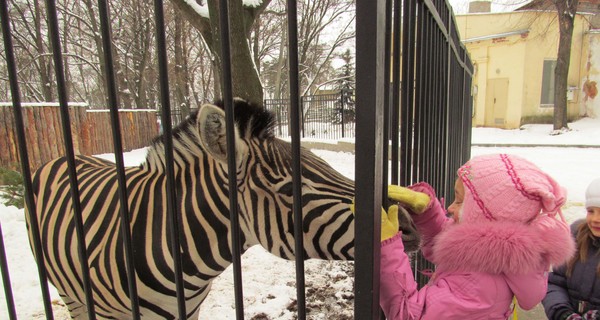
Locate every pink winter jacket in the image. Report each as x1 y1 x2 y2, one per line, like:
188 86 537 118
379 183 573 320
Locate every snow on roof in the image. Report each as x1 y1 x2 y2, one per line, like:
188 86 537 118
463 29 529 43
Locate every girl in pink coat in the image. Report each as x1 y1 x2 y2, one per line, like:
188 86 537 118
382 153 576 320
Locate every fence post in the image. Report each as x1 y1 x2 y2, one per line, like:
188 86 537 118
354 0 386 319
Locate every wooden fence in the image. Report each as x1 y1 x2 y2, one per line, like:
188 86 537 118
0 103 158 172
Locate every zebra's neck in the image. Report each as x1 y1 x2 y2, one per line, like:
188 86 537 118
142 119 205 172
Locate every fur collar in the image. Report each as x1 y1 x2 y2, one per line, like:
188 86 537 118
431 219 575 275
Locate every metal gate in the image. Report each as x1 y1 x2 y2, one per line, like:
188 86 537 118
0 0 472 319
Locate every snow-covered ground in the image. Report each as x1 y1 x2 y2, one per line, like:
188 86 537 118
1 117 599 319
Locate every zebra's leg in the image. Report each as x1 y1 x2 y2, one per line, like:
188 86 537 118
60 294 89 320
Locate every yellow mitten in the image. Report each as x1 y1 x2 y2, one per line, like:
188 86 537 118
350 200 400 241
388 184 430 214
381 205 400 241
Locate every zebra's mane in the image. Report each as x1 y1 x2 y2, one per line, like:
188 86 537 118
212 98 277 140
143 99 277 170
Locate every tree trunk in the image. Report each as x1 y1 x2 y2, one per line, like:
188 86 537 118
274 28 287 100
208 0 263 103
169 0 271 104
552 0 579 131
174 16 191 117
34 0 53 101
81 0 107 107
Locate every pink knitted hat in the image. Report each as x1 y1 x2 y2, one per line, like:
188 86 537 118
457 154 567 224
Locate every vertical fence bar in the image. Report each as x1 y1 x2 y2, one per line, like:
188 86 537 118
286 1 307 319
218 1 245 319
390 0 402 186
465 52 474 160
152 0 186 318
433 24 442 190
382 0 392 208
0 223 15 320
400 0 417 186
414 1 426 184
382 0 393 311
354 0 385 319
45 0 97 318
0 2 55 318
444 13 454 200
340 91 345 138
96 0 140 318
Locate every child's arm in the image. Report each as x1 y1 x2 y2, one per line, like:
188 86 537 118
379 233 423 320
542 264 580 320
405 182 452 260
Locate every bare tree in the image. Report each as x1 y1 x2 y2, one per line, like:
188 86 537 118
173 11 191 116
169 0 272 103
297 0 355 96
249 0 286 99
254 0 355 99
0 0 354 114
552 0 579 131
8 0 54 101
515 0 580 132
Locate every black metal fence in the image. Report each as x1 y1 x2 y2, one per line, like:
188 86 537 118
167 91 355 140
0 0 472 319
264 90 355 140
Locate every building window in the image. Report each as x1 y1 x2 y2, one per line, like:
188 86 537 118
540 60 556 107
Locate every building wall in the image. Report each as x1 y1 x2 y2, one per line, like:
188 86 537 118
456 11 590 128
582 31 600 118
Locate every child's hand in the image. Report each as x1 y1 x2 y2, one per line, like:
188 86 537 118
584 310 600 320
381 205 400 241
349 201 401 241
388 184 430 214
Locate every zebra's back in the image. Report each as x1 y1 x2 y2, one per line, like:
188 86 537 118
27 155 209 319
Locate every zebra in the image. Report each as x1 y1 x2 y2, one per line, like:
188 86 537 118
26 98 419 319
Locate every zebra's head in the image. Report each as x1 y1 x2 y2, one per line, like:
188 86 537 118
196 99 356 260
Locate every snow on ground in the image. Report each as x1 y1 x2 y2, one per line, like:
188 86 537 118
1 117 599 319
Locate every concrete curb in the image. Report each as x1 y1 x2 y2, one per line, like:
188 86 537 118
300 140 600 154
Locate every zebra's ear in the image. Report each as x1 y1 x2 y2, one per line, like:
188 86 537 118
197 103 248 167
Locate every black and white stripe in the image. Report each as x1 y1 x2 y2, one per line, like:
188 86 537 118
26 98 355 319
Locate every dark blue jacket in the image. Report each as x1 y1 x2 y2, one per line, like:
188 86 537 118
543 219 600 319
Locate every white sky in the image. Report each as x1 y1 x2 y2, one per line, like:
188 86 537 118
1 116 599 319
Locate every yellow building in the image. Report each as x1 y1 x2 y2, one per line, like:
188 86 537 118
456 10 593 128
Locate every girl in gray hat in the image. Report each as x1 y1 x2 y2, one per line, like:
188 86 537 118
543 178 600 320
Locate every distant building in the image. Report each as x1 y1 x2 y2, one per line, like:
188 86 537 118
456 1 599 128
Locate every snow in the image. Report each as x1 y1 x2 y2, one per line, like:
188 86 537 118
243 0 263 8
184 0 263 19
184 0 209 19
1 116 599 319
